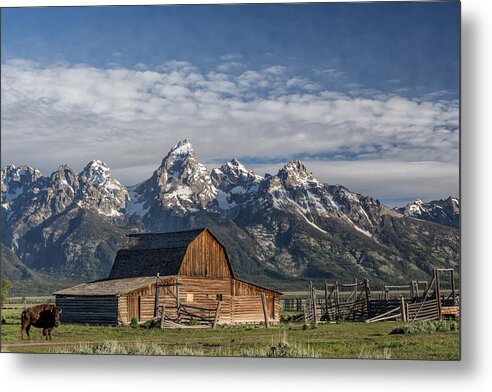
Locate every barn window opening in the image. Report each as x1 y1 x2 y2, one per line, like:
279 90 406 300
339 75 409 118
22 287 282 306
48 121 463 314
186 293 194 302
216 294 223 301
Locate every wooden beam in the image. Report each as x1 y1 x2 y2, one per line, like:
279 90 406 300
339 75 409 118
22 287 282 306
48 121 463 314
154 274 160 319
364 279 371 309
451 269 456 306
434 269 442 320
400 296 407 322
261 291 270 328
312 285 317 324
334 281 339 306
176 277 180 308
160 305 166 330
324 281 328 317
213 301 222 329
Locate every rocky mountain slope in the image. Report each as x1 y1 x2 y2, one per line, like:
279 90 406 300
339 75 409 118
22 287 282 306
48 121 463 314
395 197 460 228
1 140 460 292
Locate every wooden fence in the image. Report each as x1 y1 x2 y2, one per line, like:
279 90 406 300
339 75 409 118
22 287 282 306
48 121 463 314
282 268 459 324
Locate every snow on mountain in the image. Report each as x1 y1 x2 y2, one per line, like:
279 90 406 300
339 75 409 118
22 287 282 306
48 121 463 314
395 196 460 228
127 139 217 218
78 160 129 216
211 157 263 210
1 164 43 210
251 159 391 238
2 139 460 288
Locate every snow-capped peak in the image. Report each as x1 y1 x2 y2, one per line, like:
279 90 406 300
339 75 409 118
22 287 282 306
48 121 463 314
395 196 460 228
228 157 244 169
80 159 114 187
1 164 45 210
78 159 129 216
169 139 194 157
278 159 319 189
211 158 263 210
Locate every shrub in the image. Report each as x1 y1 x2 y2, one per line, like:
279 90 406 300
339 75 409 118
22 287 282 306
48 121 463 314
130 317 138 328
390 320 458 335
267 332 320 358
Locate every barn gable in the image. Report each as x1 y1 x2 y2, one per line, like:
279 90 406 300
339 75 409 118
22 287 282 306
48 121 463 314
179 229 234 278
108 228 234 280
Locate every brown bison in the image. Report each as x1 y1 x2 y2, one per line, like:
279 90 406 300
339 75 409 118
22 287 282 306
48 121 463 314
20 304 62 340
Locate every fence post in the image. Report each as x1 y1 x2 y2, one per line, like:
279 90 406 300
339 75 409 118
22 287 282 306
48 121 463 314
364 279 371 313
451 269 456 306
335 281 340 320
213 301 222 329
154 273 160 319
400 296 407 322
324 281 328 317
434 269 442 320
312 285 318 324
160 305 166 329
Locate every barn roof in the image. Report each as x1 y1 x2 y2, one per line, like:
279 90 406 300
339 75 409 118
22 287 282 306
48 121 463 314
108 228 217 279
53 276 161 296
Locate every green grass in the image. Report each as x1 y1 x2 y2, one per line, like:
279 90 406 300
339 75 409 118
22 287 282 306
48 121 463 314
0 305 459 360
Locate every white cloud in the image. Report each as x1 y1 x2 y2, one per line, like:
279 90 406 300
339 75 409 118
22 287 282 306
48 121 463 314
1 58 459 200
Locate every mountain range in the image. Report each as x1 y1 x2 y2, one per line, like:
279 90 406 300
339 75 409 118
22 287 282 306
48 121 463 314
1 139 460 294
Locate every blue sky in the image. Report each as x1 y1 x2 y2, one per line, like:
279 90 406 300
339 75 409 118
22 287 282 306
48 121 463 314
1 2 460 206
2 3 460 94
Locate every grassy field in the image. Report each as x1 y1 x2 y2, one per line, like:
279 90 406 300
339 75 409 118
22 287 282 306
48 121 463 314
1 304 460 360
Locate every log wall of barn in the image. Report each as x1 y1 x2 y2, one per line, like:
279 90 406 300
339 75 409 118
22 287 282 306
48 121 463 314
172 277 233 324
118 280 168 325
109 276 279 326
179 231 232 278
56 296 119 325
232 280 280 324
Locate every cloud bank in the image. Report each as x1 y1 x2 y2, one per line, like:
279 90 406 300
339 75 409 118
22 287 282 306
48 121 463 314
1 58 459 203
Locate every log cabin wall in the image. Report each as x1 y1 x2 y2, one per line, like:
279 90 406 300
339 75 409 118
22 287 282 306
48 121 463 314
117 282 156 325
179 230 232 278
231 279 281 324
173 277 232 324
56 296 119 325
117 277 184 325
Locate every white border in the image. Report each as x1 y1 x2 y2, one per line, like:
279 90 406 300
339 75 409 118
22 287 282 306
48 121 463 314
2 0 492 391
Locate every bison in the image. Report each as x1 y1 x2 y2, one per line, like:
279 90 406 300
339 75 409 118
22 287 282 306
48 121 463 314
20 304 62 340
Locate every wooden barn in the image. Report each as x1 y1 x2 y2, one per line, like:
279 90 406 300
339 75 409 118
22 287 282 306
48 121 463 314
54 228 282 326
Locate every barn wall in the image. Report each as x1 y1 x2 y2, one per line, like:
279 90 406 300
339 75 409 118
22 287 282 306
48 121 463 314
118 279 172 325
179 230 232 278
56 296 119 325
232 279 281 324
175 277 233 324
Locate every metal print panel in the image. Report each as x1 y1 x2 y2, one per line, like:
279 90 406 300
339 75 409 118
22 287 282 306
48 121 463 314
0 1 460 360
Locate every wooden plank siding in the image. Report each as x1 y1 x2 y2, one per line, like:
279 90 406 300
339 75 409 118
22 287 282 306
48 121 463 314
176 277 232 324
56 296 119 325
179 230 233 278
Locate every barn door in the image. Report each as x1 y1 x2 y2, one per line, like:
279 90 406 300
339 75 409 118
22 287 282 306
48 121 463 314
127 296 140 322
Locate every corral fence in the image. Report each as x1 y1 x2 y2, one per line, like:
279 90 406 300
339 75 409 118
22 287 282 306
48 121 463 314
281 268 459 323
